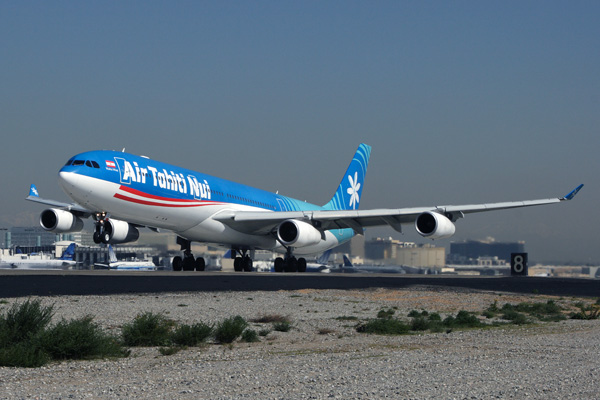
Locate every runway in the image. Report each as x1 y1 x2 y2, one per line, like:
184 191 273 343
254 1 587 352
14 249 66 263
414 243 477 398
0 270 598 298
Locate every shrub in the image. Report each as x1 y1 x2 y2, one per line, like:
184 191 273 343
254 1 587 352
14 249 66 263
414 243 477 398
159 346 183 356
356 318 410 335
0 342 50 368
377 309 395 319
410 317 429 331
251 314 290 324
515 300 564 320
0 299 53 345
39 316 127 360
501 309 529 325
170 323 213 347
570 303 600 320
428 313 442 322
258 328 271 337
454 311 483 328
241 329 260 343
214 316 248 344
335 316 358 321
122 312 174 347
273 321 292 332
0 300 128 367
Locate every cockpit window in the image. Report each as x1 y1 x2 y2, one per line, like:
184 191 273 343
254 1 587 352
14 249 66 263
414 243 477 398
66 159 101 169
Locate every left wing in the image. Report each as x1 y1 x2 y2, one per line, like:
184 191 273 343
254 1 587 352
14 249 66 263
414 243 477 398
214 184 584 236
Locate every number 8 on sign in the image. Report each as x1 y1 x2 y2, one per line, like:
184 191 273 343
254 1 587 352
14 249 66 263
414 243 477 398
511 253 528 276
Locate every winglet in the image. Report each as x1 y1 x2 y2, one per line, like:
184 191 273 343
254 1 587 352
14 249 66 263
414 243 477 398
29 184 40 198
562 184 584 201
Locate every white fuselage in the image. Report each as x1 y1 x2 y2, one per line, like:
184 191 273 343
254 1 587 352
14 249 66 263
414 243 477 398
58 171 343 255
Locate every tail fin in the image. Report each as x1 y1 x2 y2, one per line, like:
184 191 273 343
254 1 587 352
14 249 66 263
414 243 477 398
342 254 353 267
108 245 118 263
316 249 332 264
322 143 372 211
60 243 76 260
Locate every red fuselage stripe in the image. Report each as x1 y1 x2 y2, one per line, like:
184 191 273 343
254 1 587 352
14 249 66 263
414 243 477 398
118 185 201 203
114 193 221 208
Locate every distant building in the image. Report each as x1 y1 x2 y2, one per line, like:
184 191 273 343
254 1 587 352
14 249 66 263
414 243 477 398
449 238 524 265
396 244 446 268
365 237 445 267
6 226 57 251
332 235 365 258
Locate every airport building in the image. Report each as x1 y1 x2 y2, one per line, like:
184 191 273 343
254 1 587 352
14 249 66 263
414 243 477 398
448 238 525 265
364 237 446 267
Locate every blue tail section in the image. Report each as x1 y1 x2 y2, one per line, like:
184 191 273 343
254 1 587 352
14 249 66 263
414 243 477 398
323 143 372 211
60 243 76 260
316 249 332 264
29 184 39 198
108 245 118 263
342 254 353 267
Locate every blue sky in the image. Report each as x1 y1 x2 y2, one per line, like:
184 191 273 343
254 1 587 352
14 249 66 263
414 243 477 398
1 1 598 263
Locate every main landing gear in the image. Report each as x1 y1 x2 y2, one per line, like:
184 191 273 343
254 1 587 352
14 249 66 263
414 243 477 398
230 248 307 273
172 237 205 272
273 248 307 273
232 249 254 272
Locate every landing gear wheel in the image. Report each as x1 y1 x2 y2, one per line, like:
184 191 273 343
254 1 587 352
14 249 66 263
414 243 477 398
195 257 205 271
242 256 253 272
93 232 102 244
172 256 182 271
274 257 284 273
297 258 307 273
182 256 195 271
234 257 243 272
284 257 298 273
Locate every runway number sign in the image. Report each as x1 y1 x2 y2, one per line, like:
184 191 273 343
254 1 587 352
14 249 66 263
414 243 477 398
511 253 528 276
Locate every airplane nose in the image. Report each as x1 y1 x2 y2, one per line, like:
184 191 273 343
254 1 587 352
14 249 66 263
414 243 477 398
58 171 79 191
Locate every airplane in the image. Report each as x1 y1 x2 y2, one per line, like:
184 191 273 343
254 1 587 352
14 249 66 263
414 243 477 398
0 243 77 270
303 250 334 273
94 245 156 271
26 143 583 273
333 254 408 274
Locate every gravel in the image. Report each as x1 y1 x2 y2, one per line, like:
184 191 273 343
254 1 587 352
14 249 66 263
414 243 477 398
1 286 599 399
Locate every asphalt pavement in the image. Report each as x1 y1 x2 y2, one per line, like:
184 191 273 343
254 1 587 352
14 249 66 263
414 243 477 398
0 270 598 298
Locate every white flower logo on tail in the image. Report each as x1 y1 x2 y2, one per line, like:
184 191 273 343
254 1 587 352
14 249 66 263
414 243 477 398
347 172 361 209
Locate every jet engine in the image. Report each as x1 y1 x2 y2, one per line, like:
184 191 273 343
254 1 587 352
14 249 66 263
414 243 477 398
102 218 140 244
40 208 84 233
277 219 322 247
415 211 456 240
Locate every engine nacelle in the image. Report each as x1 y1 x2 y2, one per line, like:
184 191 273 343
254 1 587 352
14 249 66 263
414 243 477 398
415 212 456 240
103 219 140 244
277 219 322 248
40 209 84 233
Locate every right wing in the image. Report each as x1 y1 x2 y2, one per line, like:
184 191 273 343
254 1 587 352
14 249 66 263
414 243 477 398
214 184 584 236
26 184 92 216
